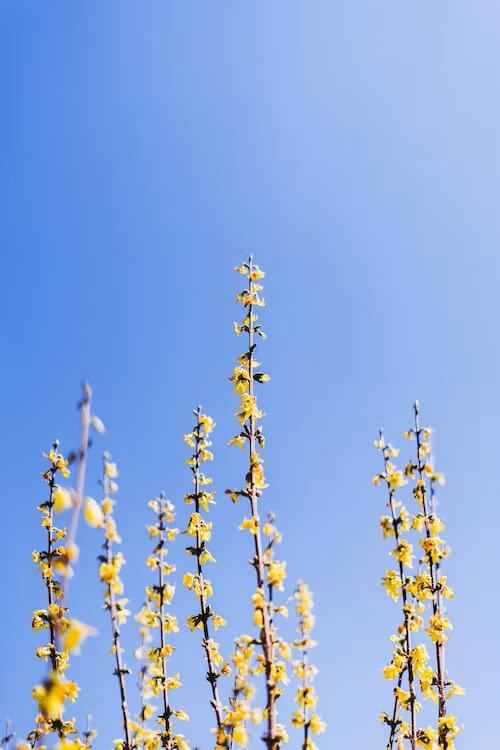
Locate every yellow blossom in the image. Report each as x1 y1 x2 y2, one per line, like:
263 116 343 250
83 497 104 528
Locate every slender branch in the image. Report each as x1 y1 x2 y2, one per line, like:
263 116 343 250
83 713 95 749
191 408 223 730
101 456 132 749
63 383 92 592
246 258 277 750
45 457 59 673
379 431 417 750
157 493 173 748
291 582 325 750
413 403 446 718
228 257 283 750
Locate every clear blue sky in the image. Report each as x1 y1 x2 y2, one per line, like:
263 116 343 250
2 2 499 747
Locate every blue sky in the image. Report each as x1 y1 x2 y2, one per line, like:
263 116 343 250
2 2 499 747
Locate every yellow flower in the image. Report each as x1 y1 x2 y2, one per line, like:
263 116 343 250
383 662 402 681
199 413 214 433
165 674 182 690
426 613 452 644
99 557 121 583
438 715 461 747
213 614 227 630
173 709 189 721
295 685 317 708
236 394 264 425
394 687 412 711
410 643 429 675
416 727 438 747
63 619 96 654
83 497 104 528
391 539 414 568
267 560 287 590
387 469 407 490
234 264 248 275
379 516 394 538
33 676 80 717
309 714 326 734
446 682 465 699
185 512 212 541
105 462 118 478
230 366 250 393
102 496 114 514
381 570 401 601
240 516 259 534
250 455 268 489
249 265 265 280
53 486 73 513
228 435 246 449
36 644 52 660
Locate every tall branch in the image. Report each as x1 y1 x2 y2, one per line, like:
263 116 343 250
227 258 287 750
376 431 417 750
183 409 228 744
98 453 132 749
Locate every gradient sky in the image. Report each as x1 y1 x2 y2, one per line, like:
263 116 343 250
2 2 499 748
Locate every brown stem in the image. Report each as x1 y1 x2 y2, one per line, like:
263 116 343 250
84 713 94 749
246 256 277 750
380 434 417 750
45 463 58 673
64 383 91 591
192 409 224 731
103 464 132 750
300 626 309 750
138 629 147 730
157 494 172 748
413 402 447 718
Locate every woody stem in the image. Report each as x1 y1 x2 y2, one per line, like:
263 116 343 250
103 469 132 749
381 438 417 750
193 409 223 731
158 495 172 748
246 256 277 750
413 404 446 719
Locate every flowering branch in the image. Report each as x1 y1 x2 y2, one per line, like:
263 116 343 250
291 582 326 750
226 258 288 750
374 431 419 750
29 443 86 748
183 409 229 746
135 493 189 750
94 453 132 749
226 636 258 749
375 406 464 750
404 403 463 749
63 383 93 591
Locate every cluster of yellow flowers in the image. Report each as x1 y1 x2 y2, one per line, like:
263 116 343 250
374 403 463 750
132 493 189 750
226 259 291 750
24 259 480 750
291 583 326 750
28 443 86 749
90 452 133 750
19 260 472 750
220 635 260 748
28 382 102 750
182 409 230 747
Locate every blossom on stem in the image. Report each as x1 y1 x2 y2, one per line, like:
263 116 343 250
28 442 89 748
226 259 290 750
291 582 326 750
91 453 133 750
183 409 229 747
133 493 189 750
